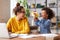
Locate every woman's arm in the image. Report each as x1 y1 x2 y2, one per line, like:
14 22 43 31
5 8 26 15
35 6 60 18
7 18 12 32
22 18 30 34
15 18 30 34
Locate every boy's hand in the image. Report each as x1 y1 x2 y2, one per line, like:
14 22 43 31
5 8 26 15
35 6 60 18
34 17 38 21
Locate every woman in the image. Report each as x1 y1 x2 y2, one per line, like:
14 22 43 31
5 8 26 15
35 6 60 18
34 7 55 34
7 3 30 34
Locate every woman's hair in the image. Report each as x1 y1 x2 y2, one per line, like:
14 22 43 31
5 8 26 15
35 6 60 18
16 3 20 7
42 7 55 19
13 3 24 15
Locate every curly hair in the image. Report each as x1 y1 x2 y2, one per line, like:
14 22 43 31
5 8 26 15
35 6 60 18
42 7 55 19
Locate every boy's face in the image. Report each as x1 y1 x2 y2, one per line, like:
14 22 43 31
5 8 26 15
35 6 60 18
41 10 48 19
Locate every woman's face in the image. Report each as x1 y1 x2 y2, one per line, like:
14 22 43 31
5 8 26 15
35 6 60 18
41 10 48 19
17 9 25 19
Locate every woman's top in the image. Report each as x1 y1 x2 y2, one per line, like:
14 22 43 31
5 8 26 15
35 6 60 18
7 16 30 34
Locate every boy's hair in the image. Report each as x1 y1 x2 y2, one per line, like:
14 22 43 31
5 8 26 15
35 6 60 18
42 7 55 19
54 36 60 40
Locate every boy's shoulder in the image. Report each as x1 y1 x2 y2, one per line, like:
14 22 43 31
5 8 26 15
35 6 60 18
38 17 43 20
8 16 16 21
47 19 50 22
38 17 51 22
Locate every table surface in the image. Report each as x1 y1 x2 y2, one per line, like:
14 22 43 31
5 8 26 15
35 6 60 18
0 36 46 40
0 34 59 40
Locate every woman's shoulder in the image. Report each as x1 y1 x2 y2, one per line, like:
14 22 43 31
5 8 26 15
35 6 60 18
8 16 16 21
7 17 15 24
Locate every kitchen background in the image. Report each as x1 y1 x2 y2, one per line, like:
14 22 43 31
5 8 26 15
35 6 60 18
0 0 60 33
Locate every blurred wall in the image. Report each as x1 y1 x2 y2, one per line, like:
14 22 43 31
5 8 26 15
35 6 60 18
0 0 10 23
10 0 17 17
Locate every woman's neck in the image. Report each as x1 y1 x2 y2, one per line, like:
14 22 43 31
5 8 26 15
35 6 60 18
16 16 22 21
